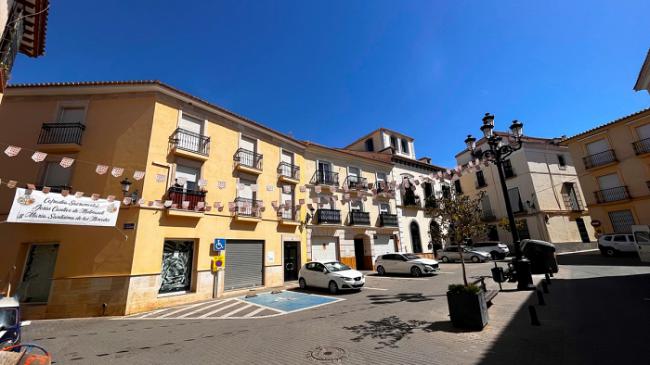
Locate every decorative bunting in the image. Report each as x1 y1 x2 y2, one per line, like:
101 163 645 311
176 177 187 186
31 151 47 162
314 185 322 193
61 189 70 197
205 206 212 212
96 165 109 175
155 173 166 183
133 171 145 181
75 192 84 198
60 157 75 168
182 201 190 209
111 167 124 177
26 183 36 190
196 201 205 210
137 198 146 205
198 178 208 188
153 200 163 208
122 197 132 205
299 186 307 193
42 186 51 194
282 185 291 194
91 193 100 200
4 146 21 157
147 201 154 207
271 201 278 209
298 198 305 205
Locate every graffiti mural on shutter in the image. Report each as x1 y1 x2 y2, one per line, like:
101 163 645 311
159 240 194 294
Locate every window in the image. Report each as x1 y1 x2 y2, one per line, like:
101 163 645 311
636 123 650 139
379 203 390 214
401 139 409 154
441 185 451 199
487 225 499 241
159 240 194 294
19 244 59 303
350 200 363 211
502 159 515 178
175 163 201 191
390 136 398 150
603 236 612 241
178 113 203 135
365 138 374 151
517 219 531 239
597 173 621 190
454 179 463 194
613 235 627 242
423 182 434 199
41 160 72 190
558 155 567 169
586 139 610 155
476 170 487 188
281 184 295 220
562 183 583 211
58 107 85 124
608 210 635 233
508 187 524 213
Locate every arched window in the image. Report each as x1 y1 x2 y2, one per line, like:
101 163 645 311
410 221 422 253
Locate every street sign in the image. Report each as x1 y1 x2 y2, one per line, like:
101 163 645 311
213 238 226 251
212 253 226 272
123 223 136 230
591 220 601 228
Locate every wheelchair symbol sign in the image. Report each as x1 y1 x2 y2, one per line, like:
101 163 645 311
214 239 226 251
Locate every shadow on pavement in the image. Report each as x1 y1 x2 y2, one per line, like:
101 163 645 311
287 287 360 296
367 292 444 305
558 251 649 267
478 272 650 365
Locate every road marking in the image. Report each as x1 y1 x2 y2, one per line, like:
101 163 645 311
198 300 244 318
220 303 254 318
177 300 235 318
128 308 166 319
363 287 388 291
366 276 429 281
156 301 209 319
436 271 455 274
557 249 599 255
243 306 267 318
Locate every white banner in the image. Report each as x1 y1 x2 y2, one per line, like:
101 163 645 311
7 188 120 227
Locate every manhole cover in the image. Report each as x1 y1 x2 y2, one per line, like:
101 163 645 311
307 346 347 363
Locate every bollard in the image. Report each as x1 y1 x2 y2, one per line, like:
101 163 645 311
528 305 541 326
549 271 554 278
545 272 552 285
542 280 549 293
536 289 546 305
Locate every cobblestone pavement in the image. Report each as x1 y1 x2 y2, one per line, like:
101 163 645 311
21 252 650 364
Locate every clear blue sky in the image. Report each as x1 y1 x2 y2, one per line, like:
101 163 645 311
11 0 650 167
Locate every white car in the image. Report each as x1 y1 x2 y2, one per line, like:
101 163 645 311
375 253 440 277
298 261 365 294
470 241 510 259
598 233 637 256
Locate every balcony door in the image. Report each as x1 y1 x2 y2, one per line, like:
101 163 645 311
350 200 363 212
281 185 294 219
281 150 295 178
318 161 332 184
597 173 621 191
240 136 257 153
176 163 200 191
586 139 609 155
178 114 204 151
41 160 72 190
637 123 650 139
348 166 360 186
379 203 390 214
58 106 85 124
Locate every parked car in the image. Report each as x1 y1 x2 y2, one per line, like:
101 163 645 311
375 253 440 277
598 233 637 256
469 241 510 259
437 246 491 263
298 261 365 294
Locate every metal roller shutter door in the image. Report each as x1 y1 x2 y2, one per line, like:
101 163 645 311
311 237 337 262
373 235 394 262
224 240 264 291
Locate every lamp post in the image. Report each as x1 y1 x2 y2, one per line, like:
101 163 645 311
464 113 534 290
120 178 132 196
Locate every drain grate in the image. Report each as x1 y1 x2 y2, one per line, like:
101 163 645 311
307 346 347 363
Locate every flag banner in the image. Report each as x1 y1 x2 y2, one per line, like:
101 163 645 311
314 185 322 193
91 193 100 200
111 167 124 177
299 186 307 193
60 157 75 168
176 177 187 186
137 198 146 205
156 174 166 183
218 181 226 189
134 171 146 181
42 186 51 194
198 178 208 188
266 184 274 192
96 165 109 175
75 192 84 198
205 206 212 212
31 151 47 162
123 197 132 205
251 184 258 192
7 188 120 227
196 202 205 209
282 185 291 193
154 200 164 208
4 146 21 157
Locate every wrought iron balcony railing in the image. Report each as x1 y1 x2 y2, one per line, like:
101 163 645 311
234 148 263 170
424 196 438 209
379 213 398 227
37 123 86 145
280 208 297 221
311 171 339 186
375 181 392 193
480 209 496 222
348 211 370 226
316 209 341 224
234 197 263 218
633 138 650 155
345 175 368 190
583 149 617 169
278 162 300 180
168 186 207 211
169 128 210 156
594 186 629 204
0 7 22 88
402 193 421 207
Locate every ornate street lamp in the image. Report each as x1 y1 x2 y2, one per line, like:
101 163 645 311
465 113 534 290
120 178 132 196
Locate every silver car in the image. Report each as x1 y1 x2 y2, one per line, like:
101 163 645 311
470 241 510 259
437 246 491 263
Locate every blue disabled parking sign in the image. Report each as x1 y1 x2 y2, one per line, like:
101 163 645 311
214 238 226 251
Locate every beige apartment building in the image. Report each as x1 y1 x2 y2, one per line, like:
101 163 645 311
562 108 650 235
456 132 596 248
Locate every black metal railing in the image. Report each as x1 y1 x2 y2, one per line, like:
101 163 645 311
234 197 263 218
424 196 438 209
234 148 263 170
562 188 585 211
594 186 629 204
170 128 210 156
278 162 300 180
583 149 617 169
480 209 496 221
311 171 339 186
349 211 370 225
633 138 650 155
168 186 207 211
402 193 421 207
379 213 398 227
0 7 22 86
316 209 341 224
37 123 86 145
376 181 391 193
346 175 368 190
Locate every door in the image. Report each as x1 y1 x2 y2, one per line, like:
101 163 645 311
348 167 360 188
632 225 650 262
373 235 393 263
19 244 59 303
281 150 295 178
280 185 294 220
318 161 332 184
175 164 200 191
283 241 299 281
586 139 609 155
224 240 264 291
354 238 365 270
311 237 337 262
410 222 422 253
159 240 194 294
575 218 590 243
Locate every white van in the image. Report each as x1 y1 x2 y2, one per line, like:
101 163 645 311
632 225 650 263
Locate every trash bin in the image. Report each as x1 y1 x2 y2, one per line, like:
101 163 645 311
520 239 558 274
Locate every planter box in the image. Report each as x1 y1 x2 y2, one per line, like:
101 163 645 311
447 291 489 330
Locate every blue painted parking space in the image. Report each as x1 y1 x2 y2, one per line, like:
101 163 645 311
242 290 341 312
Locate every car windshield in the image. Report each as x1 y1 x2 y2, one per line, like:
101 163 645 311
0 308 17 330
403 254 420 260
324 262 351 272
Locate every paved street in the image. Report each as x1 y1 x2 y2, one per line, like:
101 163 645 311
21 252 650 364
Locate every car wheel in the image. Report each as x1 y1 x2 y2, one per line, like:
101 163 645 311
377 265 386 276
328 281 338 294
441 256 450 263
298 278 307 289
471 255 480 263
604 247 617 257
490 251 499 260
411 266 422 277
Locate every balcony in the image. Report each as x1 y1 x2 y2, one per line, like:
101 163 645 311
379 213 398 227
279 207 300 226
310 171 339 188
169 128 210 159
234 148 263 174
37 123 86 151
476 180 488 189
503 166 516 179
278 162 300 184
167 187 206 211
316 209 341 224
594 186 630 204
583 149 617 169
480 209 496 222
424 196 438 209
36 185 72 194
233 197 263 221
402 194 421 208
633 138 650 155
345 175 368 190
348 211 370 226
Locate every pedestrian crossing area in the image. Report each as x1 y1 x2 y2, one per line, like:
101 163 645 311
122 298 284 320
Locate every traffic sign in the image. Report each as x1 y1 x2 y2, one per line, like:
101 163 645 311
591 220 601 228
214 238 226 251
212 253 226 272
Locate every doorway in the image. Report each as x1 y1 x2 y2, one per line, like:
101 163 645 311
284 241 300 281
20 244 59 303
354 238 365 270
575 218 591 243
410 222 423 253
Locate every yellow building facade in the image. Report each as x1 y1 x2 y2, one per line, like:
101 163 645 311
562 108 650 235
0 81 308 319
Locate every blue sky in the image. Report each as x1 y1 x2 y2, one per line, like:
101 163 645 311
11 0 650 167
